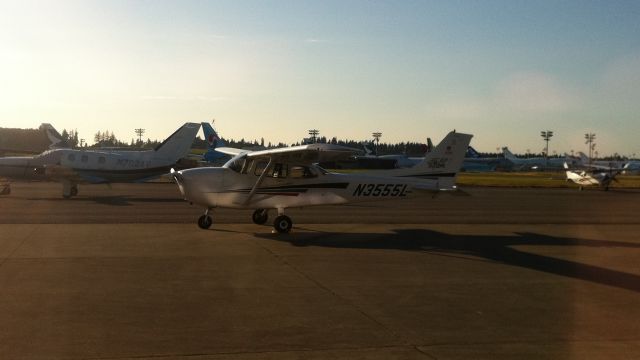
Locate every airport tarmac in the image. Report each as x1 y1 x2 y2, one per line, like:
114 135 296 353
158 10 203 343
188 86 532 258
1 182 640 359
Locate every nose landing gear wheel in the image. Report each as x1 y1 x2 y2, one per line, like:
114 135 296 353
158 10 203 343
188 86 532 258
273 215 292 233
198 215 213 229
252 209 269 225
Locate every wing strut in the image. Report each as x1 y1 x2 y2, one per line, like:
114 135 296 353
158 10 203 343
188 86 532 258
241 157 273 205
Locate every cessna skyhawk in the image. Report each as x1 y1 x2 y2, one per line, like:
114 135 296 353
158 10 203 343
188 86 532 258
564 162 629 190
172 130 472 233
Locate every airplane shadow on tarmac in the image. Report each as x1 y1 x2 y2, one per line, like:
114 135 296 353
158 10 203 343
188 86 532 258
256 229 640 293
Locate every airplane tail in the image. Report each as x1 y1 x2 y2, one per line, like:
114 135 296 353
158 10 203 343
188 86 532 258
201 122 228 162
466 146 481 158
202 122 226 149
502 147 518 161
371 131 472 190
153 123 201 162
363 143 375 156
577 152 590 165
39 123 65 149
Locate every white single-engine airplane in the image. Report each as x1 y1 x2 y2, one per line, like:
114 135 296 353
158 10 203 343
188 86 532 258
172 130 472 233
564 162 628 190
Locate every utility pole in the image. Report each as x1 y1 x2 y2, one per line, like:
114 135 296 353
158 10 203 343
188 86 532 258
584 133 596 165
540 130 553 168
308 129 319 143
372 132 382 155
135 128 146 144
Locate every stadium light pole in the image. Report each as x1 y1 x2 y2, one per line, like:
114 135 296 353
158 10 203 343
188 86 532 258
584 133 596 165
540 130 553 167
372 132 382 155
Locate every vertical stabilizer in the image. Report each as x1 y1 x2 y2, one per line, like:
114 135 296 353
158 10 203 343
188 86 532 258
39 123 65 149
154 123 201 162
367 131 472 189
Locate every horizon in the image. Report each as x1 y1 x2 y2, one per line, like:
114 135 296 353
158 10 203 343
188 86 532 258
1 1 639 156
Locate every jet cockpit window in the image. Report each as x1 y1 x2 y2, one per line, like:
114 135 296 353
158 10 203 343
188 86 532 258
289 165 317 179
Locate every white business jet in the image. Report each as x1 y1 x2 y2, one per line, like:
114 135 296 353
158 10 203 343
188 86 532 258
172 130 472 233
0 123 201 197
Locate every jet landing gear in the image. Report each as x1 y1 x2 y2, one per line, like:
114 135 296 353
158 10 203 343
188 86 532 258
62 181 78 199
252 209 269 225
198 208 213 229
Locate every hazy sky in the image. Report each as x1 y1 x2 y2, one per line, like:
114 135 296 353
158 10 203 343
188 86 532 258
1 0 639 156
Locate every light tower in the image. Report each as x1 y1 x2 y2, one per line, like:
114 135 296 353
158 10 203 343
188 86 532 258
135 128 146 144
584 133 596 165
372 132 382 155
308 129 319 143
540 130 553 167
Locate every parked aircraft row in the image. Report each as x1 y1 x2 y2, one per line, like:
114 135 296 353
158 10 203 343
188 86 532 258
1 122 637 211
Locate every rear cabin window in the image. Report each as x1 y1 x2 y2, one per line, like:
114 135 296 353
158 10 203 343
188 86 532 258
289 165 316 178
67 154 76 161
81 155 88 163
98 157 106 164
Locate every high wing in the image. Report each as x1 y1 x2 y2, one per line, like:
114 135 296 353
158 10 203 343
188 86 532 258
222 144 361 164
215 147 248 157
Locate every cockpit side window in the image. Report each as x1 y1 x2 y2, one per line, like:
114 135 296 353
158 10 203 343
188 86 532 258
254 161 268 176
271 163 288 178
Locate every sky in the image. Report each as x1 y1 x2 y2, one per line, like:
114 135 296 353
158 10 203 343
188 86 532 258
1 0 639 156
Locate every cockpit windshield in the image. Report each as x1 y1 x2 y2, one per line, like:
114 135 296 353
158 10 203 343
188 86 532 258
223 154 247 173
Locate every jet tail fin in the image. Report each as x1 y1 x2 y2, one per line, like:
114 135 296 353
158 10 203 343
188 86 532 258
154 123 201 162
39 123 65 149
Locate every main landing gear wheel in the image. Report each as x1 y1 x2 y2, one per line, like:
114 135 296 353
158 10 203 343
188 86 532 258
273 215 292 234
198 215 212 229
252 209 269 225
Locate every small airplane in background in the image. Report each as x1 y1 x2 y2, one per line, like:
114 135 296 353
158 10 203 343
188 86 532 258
576 152 629 169
503 147 576 171
461 146 501 172
0 123 201 198
564 162 629 190
172 130 472 233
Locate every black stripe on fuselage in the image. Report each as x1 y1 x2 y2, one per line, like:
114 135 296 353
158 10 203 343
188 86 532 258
232 182 350 192
397 172 457 178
